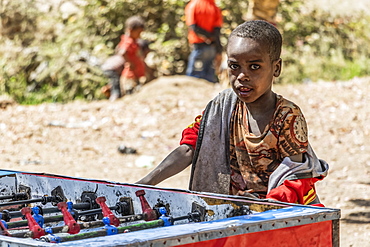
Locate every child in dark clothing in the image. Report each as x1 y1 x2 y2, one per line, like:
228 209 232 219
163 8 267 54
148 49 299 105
136 20 328 206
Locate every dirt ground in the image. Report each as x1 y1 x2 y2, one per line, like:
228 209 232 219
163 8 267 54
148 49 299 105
0 75 369 246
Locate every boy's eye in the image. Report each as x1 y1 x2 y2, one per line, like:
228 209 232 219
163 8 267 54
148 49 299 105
229 64 239 70
250 64 260 70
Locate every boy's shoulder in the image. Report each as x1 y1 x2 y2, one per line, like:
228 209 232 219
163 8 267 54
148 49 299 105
276 94 304 116
118 35 137 46
212 88 237 103
277 95 301 109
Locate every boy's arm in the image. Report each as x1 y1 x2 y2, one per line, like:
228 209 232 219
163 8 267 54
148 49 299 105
116 48 131 64
266 177 324 206
188 24 213 44
212 27 222 54
265 153 322 205
265 109 316 204
136 144 194 185
137 113 201 186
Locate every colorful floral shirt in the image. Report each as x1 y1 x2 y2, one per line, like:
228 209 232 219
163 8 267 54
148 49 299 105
229 95 308 195
181 95 309 195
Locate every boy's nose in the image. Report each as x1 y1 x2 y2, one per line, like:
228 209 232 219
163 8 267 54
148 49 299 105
237 71 250 82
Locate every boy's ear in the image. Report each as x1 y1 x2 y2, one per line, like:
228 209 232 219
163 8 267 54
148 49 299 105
273 58 282 77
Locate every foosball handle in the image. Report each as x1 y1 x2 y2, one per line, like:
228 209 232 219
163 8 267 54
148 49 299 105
96 197 120 227
21 207 45 239
57 202 80 234
135 190 157 221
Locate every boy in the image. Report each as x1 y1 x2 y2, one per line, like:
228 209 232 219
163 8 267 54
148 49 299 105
137 21 328 206
101 38 153 101
116 16 146 96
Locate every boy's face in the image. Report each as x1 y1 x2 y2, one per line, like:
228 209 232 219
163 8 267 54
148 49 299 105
227 36 281 104
130 28 143 40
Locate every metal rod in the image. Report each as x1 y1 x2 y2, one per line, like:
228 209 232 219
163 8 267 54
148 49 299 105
0 196 60 208
3 203 117 222
71 203 91 210
0 193 28 201
51 219 164 243
11 212 194 240
172 215 189 221
74 205 118 216
7 215 64 229
5 205 120 228
10 214 144 238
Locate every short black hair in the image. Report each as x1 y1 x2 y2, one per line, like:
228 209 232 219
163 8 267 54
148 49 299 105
228 20 282 61
125 16 145 30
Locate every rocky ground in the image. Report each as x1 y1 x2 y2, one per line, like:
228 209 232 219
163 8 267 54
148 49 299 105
0 75 369 246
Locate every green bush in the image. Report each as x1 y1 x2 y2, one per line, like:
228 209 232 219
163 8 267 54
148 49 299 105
278 0 370 83
0 0 370 104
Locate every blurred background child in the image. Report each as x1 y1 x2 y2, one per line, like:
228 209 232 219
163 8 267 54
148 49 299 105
116 16 146 97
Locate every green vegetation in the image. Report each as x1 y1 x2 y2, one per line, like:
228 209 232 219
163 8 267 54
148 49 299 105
0 0 369 104
279 2 370 83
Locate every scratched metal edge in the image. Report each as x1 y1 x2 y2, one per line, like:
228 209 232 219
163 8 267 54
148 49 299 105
140 207 341 247
0 235 58 247
0 170 341 247
0 208 340 247
0 169 326 209
56 207 340 247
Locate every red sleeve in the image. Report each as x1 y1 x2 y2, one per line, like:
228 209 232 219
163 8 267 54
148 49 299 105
117 35 136 56
185 4 196 26
180 115 202 150
266 177 325 206
215 7 223 27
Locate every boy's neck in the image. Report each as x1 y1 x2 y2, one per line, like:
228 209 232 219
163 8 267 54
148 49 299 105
245 91 277 135
125 33 134 39
245 91 277 114
124 31 136 40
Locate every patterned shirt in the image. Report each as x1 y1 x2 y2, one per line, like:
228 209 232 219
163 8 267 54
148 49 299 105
229 95 308 195
181 94 309 195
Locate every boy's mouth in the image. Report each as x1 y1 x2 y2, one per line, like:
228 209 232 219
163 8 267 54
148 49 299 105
237 86 253 97
239 87 252 92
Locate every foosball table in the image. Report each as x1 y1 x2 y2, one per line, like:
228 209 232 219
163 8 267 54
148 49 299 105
0 169 340 246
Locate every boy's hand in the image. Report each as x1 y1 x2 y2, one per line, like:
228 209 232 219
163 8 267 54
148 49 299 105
136 145 193 186
204 38 212 44
128 62 136 71
236 189 259 199
266 178 323 205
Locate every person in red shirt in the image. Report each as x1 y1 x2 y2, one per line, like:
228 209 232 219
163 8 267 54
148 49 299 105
185 0 223 83
101 38 153 101
116 16 146 97
137 21 328 207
